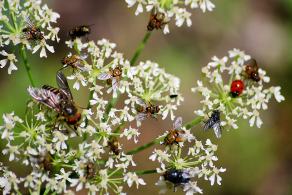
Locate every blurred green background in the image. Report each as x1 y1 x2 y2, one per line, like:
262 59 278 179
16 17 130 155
1 0 292 194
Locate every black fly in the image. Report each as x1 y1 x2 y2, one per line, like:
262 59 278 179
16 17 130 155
163 169 190 191
203 110 222 138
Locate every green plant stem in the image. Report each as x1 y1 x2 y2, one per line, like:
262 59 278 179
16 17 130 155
19 46 35 87
130 31 152 66
126 137 163 155
184 116 204 130
126 116 204 155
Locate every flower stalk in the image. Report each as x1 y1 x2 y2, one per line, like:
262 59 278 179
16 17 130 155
19 46 35 87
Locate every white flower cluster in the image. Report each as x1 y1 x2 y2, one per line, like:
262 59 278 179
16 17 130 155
0 106 146 194
0 0 60 74
125 0 215 33
0 37 183 194
64 38 183 124
192 49 285 135
150 138 225 194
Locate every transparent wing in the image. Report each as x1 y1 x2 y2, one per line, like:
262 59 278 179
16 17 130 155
112 77 120 92
98 72 112 80
27 86 61 112
56 71 73 101
136 113 147 121
25 16 35 28
203 118 213 131
173 117 182 130
136 98 147 107
212 122 222 139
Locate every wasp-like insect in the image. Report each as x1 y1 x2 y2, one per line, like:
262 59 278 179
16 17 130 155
107 136 120 155
97 65 123 93
27 72 81 130
245 58 261 82
135 98 160 121
163 169 191 191
203 110 222 139
22 17 44 41
164 117 186 146
60 55 86 72
147 11 168 31
69 25 91 40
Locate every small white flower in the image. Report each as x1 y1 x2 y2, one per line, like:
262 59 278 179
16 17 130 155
124 172 146 188
0 51 18 74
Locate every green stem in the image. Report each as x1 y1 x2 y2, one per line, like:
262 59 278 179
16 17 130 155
19 46 35 87
126 137 162 155
130 31 152 66
135 169 157 175
184 116 204 130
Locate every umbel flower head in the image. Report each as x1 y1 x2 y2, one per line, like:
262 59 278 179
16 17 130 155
192 49 285 138
125 0 215 33
0 0 60 74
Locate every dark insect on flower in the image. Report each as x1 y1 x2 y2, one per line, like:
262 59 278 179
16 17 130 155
169 94 178 99
27 71 81 131
69 25 91 40
107 136 121 155
135 98 160 121
164 117 186 146
245 58 261 82
30 152 53 172
203 110 222 138
230 80 244 97
97 65 123 93
85 162 95 179
22 17 44 41
60 55 86 72
147 11 168 31
163 169 190 191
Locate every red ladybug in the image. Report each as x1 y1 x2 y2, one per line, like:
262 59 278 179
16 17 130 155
230 80 244 97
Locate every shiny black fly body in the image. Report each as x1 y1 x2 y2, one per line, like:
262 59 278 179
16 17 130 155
203 110 222 138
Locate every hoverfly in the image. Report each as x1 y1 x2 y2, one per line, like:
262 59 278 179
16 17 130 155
60 55 86 72
22 17 44 41
97 65 123 93
244 58 261 82
135 98 160 121
107 136 120 155
164 117 186 146
69 25 91 40
27 72 81 130
163 169 190 191
147 10 168 31
203 110 222 139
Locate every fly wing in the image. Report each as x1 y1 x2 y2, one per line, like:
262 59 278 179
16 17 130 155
25 16 34 28
27 86 61 112
212 122 222 139
203 118 213 131
112 77 120 92
56 71 73 101
136 98 147 107
98 72 112 80
173 117 182 130
136 113 148 121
